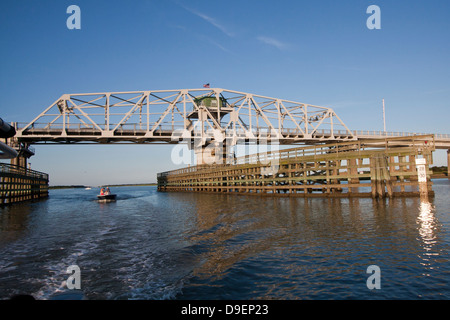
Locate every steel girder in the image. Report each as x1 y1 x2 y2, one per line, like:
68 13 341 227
16 88 355 145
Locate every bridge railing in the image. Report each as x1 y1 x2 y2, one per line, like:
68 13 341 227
16 122 450 140
352 130 450 139
17 122 355 137
0 163 49 180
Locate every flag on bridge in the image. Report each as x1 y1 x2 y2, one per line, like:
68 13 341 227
203 83 210 88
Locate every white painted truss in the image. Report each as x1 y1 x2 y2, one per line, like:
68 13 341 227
16 88 356 145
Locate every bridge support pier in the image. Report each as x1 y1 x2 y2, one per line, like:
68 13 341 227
10 154 28 170
194 141 229 166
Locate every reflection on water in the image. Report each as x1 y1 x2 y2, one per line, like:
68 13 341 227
0 181 450 300
0 202 35 246
417 199 439 275
418 201 436 244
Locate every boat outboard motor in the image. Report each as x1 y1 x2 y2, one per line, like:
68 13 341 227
0 118 16 138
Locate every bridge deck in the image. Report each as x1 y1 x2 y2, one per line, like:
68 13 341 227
15 124 450 149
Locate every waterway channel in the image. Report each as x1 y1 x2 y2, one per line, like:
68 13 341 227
1 180 449 300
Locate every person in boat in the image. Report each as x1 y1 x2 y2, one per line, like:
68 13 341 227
100 188 105 195
105 187 111 195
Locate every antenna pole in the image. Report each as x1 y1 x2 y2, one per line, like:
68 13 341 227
382 99 386 132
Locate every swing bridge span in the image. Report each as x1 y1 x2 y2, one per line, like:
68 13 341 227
8 88 450 150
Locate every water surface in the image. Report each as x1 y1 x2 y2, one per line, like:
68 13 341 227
1 180 449 300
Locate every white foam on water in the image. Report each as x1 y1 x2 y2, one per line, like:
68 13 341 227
30 224 114 300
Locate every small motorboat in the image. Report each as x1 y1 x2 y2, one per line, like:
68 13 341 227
97 187 116 202
97 194 116 202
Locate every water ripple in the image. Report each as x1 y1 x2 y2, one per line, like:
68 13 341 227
1 183 450 300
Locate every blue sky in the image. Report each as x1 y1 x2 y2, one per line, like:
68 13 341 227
1 0 449 185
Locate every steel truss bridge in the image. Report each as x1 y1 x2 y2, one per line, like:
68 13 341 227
11 88 450 150
14 88 355 144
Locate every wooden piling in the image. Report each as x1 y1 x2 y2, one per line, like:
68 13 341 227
157 135 435 199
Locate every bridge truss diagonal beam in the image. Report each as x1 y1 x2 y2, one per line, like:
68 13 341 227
16 88 356 145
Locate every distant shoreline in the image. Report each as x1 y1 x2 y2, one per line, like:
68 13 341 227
49 183 157 190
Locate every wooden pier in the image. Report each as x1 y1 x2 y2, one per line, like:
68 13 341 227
157 135 435 198
0 163 49 205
